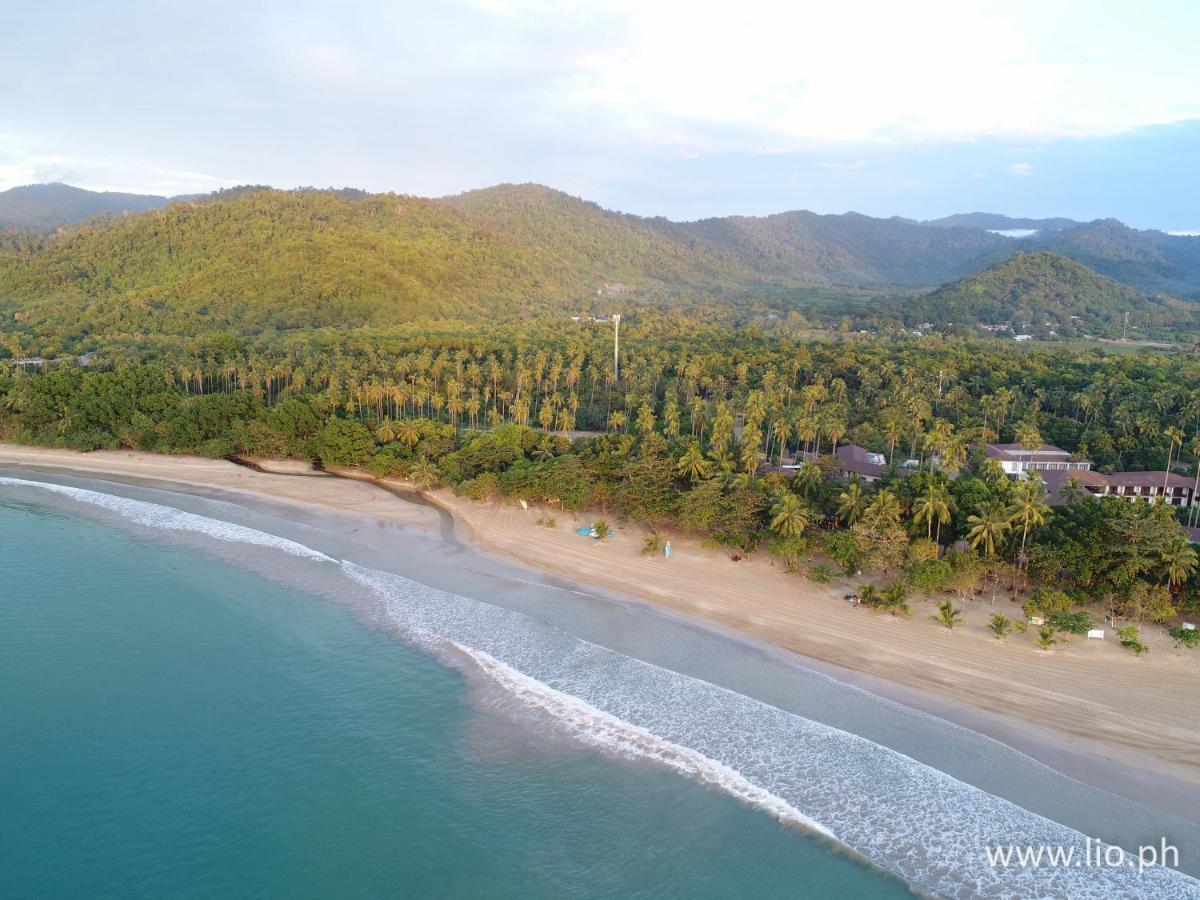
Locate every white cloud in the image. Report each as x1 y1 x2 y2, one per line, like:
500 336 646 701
472 0 1200 151
1008 162 1034 176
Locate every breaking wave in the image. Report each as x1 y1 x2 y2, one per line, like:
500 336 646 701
4 474 1197 898
0 476 335 562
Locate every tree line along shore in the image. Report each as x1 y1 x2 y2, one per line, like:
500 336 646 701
3 319 1200 658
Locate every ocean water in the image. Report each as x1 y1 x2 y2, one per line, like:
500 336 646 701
0 492 905 899
2 473 1199 899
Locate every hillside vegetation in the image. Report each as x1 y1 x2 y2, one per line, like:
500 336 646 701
899 252 1199 337
2 184 1199 347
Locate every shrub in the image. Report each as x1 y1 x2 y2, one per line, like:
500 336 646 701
453 472 500 501
535 515 557 529
1047 610 1094 635
906 559 953 594
1118 625 1148 656
641 532 665 557
1169 627 1199 648
823 530 858 575
807 563 837 584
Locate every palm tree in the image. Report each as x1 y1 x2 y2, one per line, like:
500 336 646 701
912 479 955 543
836 481 866 526
676 441 712 483
1163 425 1184 494
1015 419 1042 474
1161 535 1198 587
532 436 555 461
865 489 900 527
408 457 439 490
988 613 1012 640
396 419 421 450
966 501 1010 556
769 490 809 538
858 583 879 608
1035 626 1058 653
375 418 396 443
591 519 611 540
931 599 964 630
792 460 822 498
1007 477 1049 564
608 410 627 433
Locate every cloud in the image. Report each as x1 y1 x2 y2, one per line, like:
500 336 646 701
1008 162 1034 176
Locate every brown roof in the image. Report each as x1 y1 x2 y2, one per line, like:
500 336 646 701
836 444 889 477
1104 471 1194 489
1036 469 1108 505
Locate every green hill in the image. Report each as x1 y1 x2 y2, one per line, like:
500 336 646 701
3 185 1198 347
0 183 167 230
900 251 1199 338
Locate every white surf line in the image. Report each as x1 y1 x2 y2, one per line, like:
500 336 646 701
452 641 839 842
0 476 336 563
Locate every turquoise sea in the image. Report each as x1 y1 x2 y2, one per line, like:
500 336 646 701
2 472 1198 898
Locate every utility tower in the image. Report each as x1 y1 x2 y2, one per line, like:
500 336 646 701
612 313 621 380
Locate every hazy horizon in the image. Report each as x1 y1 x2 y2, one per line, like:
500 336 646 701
5 1 1200 230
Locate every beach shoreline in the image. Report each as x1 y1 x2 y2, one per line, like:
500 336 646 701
2 443 1198 828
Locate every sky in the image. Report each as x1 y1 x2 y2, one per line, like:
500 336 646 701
3 0 1199 229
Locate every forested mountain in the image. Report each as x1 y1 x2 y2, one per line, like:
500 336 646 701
1032 219 1200 299
922 213 1079 232
2 183 1199 348
0 183 167 230
447 184 1012 287
900 252 1199 337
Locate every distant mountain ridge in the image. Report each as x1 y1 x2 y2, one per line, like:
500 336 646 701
0 183 168 230
921 212 1080 232
2 182 1200 342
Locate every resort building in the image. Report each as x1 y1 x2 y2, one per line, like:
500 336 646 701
1036 468 1197 507
987 442 1196 508
835 445 915 482
984 443 1093 476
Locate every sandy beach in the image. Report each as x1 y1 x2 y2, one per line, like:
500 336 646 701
3 443 1198 802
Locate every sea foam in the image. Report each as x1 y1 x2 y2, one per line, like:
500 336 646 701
0 476 334 562
344 563 1200 900
3 475 1197 898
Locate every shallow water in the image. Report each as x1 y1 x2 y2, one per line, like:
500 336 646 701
2 473 1198 898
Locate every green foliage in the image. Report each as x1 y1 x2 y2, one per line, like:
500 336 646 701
1047 611 1094 635
987 613 1012 639
905 252 1200 339
931 599 964 630
906 559 953 594
807 563 837 584
312 419 375 467
823 530 859 576
1117 625 1148 656
1035 626 1059 652
641 532 666 557
1169 627 1200 648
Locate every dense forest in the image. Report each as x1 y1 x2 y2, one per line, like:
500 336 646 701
2 186 1200 650
890 252 1200 338
2 316 1199 649
4 186 1200 350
